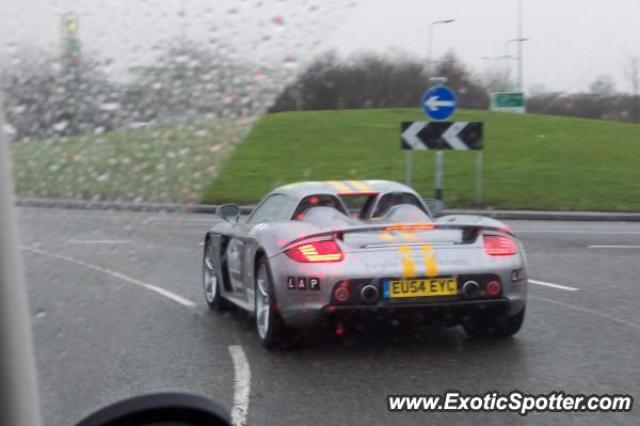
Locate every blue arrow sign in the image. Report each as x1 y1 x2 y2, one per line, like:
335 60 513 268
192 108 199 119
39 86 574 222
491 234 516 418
421 86 457 121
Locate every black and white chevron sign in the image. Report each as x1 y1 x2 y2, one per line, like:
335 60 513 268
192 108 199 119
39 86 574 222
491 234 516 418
401 121 483 150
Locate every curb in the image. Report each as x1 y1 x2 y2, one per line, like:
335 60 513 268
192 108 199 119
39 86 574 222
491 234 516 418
16 198 252 215
16 198 640 222
441 209 640 222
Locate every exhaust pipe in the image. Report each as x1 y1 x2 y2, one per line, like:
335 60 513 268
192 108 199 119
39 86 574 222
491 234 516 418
360 285 380 304
462 281 480 298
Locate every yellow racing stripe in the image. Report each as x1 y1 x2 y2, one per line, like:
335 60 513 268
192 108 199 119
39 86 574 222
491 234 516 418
379 232 395 241
346 180 373 193
421 245 439 277
400 231 418 241
399 245 416 278
328 180 352 192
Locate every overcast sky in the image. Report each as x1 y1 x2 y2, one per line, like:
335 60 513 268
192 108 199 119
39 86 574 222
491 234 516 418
329 0 640 93
2 0 640 93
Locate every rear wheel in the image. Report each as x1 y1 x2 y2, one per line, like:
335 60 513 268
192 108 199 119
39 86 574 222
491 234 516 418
202 240 229 310
463 307 525 339
255 260 291 350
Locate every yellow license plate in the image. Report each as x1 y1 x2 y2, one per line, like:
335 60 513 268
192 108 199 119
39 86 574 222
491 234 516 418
383 278 458 299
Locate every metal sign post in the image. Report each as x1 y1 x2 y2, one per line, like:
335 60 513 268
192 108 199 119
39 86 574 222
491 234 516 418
404 151 413 186
405 84 484 205
475 151 483 204
420 85 457 201
401 121 484 204
435 151 444 200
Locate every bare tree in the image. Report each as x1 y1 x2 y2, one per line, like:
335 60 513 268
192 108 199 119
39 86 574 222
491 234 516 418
2 50 117 140
481 67 513 93
434 51 489 109
527 83 550 96
589 74 616 95
271 50 430 112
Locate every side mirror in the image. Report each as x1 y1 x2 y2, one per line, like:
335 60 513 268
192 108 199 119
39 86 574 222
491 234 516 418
76 393 230 426
423 198 444 217
216 204 241 223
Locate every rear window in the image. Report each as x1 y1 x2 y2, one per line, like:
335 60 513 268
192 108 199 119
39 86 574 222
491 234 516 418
292 194 347 220
339 194 377 218
372 192 426 218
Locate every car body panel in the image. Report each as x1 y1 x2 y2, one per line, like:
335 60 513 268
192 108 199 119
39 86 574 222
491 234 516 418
203 180 528 328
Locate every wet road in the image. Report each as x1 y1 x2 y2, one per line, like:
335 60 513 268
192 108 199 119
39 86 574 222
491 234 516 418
18 207 640 425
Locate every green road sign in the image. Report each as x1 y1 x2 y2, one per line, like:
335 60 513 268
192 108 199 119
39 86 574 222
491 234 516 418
490 92 525 113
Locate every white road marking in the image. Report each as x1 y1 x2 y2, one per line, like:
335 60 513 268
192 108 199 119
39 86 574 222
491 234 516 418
67 239 131 245
532 296 640 332
147 218 216 225
22 246 196 308
22 211 216 225
228 345 251 426
588 245 640 249
529 279 579 292
515 229 640 235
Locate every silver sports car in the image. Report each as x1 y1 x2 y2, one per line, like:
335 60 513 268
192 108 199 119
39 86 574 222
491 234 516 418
202 180 527 349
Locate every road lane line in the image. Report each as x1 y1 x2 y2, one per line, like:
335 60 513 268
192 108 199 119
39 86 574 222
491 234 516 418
529 279 579 292
22 246 196 308
67 240 131 245
228 345 251 426
588 245 640 249
515 230 640 235
532 296 640 332
21 212 216 225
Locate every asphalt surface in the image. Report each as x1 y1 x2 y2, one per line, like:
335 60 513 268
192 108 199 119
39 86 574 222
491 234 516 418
17 207 640 425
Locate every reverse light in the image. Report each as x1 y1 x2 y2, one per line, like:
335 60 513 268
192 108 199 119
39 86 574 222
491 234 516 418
384 223 435 232
285 240 344 263
483 235 518 256
511 269 525 282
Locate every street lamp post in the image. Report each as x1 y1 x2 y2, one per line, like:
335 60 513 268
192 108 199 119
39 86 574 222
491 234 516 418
427 19 455 77
517 0 524 90
426 18 454 202
505 38 528 89
506 37 528 91
180 0 187 40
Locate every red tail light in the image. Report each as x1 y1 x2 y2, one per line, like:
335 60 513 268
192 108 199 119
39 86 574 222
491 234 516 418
285 240 344 263
483 235 518 256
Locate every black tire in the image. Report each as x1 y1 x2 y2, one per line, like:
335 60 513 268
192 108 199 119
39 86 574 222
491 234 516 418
254 259 292 350
202 239 230 311
463 307 525 339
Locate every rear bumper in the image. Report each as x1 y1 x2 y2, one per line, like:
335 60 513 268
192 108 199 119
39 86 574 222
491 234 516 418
282 297 524 329
268 249 528 329
323 298 510 313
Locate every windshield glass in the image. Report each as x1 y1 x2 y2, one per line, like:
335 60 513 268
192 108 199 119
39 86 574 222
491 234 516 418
3 1 640 425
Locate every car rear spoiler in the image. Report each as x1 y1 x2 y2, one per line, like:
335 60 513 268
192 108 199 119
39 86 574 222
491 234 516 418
282 222 512 249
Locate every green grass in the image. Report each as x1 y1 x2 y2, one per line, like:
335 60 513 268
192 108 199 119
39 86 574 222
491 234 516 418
204 109 640 211
12 120 248 203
